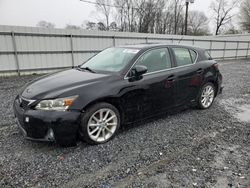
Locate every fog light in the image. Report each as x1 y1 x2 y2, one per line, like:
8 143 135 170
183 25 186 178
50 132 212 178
25 117 29 123
49 129 54 138
45 128 55 141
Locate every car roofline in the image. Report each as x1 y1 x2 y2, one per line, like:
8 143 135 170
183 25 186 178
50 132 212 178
117 43 205 52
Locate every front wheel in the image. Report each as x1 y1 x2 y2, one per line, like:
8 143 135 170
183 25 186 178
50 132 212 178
197 82 215 109
79 102 120 145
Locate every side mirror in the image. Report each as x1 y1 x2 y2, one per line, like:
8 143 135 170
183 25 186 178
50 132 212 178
129 65 147 81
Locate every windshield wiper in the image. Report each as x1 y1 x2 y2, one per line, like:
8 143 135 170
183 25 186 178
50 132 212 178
76 66 96 73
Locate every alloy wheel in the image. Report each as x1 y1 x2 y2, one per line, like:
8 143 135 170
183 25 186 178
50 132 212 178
87 108 118 142
201 85 215 108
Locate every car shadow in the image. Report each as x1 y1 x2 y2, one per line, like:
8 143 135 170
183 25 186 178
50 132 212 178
119 105 194 133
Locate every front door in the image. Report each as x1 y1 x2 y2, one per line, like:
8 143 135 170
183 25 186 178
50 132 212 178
121 47 176 123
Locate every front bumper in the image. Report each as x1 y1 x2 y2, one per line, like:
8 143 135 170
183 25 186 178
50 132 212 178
13 97 81 144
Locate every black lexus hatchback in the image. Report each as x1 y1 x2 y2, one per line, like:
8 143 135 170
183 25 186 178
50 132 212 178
13 44 222 146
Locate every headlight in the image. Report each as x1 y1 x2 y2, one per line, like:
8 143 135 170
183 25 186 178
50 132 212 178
35 95 78 111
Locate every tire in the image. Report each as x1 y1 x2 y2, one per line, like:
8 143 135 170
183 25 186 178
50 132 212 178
197 82 215 109
79 102 120 145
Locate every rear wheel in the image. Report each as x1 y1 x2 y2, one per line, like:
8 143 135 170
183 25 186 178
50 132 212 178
79 102 120 144
197 82 215 109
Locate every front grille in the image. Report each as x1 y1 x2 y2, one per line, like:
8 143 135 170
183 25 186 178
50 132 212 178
19 97 35 110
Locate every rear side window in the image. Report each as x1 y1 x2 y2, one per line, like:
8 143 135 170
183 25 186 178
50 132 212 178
172 48 194 67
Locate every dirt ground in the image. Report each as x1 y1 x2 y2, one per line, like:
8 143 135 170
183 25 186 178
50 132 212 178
0 59 249 188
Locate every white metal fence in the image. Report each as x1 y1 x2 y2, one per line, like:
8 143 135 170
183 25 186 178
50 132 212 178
1 25 250 76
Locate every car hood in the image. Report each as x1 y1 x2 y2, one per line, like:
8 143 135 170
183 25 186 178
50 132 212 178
21 69 110 99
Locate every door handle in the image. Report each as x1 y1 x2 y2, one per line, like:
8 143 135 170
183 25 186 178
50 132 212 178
196 68 203 74
167 75 175 82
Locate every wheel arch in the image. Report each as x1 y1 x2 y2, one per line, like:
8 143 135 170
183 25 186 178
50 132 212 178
204 78 219 97
203 71 219 97
82 97 125 124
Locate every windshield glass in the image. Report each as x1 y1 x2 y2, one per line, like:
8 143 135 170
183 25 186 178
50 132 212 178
81 47 139 72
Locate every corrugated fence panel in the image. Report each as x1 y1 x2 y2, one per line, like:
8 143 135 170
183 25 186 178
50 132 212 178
15 36 71 51
0 25 250 76
210 50 223 59
0 35 13 51
224 50 233 58
238 42 248 49
238 49 247 57
225 42 238 49
73 37 113 51
212 41 225 49
74 53 96 66
154 39 173 44
18 53 72 70
179 40 194 46
0 55 16 71
115 38 146 46
193 41 210 49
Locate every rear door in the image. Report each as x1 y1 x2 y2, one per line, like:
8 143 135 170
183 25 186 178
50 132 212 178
170 47 202 106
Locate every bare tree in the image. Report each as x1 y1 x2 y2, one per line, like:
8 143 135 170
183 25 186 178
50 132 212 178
114 0 126 31
96 0 111 30
97 22 106 30
91 0 209 35
188 11 209 35
37 21 55 28
65 24 81 30
85 21 97 30
223 23 242 34
239 0 250 32
210 0 239 35
173 0 185 34
114 0 140 32
109 21 118 30
162 3 175 34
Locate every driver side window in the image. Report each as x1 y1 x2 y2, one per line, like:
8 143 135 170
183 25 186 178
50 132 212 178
136 48 172 73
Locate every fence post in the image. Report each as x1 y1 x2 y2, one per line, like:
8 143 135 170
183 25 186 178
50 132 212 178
209 40 212 54
235 41 239 59
172 38 174 44
223 41 226 60
70 34 75 68
145 37 148 44
113 36 116 46
11 31 20 76
192 39 195 46
246 42 250 59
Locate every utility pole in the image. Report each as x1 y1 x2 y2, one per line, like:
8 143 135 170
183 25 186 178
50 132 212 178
184 0 194 35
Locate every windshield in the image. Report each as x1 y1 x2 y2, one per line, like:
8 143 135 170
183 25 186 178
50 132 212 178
81 47 139 72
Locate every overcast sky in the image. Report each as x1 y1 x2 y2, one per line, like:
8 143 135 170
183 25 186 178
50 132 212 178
0 0 236 30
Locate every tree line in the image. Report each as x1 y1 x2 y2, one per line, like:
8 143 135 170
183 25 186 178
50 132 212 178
37 0 250 36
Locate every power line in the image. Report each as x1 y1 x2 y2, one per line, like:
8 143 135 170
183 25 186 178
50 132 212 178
79 0 153 11
80 0 126 9
80 0 164 11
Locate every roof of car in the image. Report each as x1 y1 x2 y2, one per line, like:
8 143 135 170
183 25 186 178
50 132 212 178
119 43 204 51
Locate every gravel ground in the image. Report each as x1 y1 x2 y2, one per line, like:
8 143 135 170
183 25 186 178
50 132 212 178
0 59 249 188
